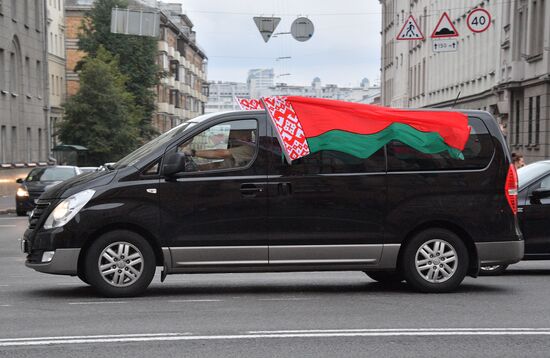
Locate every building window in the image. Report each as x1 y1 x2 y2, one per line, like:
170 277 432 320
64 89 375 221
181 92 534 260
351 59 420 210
11 126 17 162
38 128 42 160
24 0 28 25
0 126 6 163
528 97 533 144
35 0 41 30
515 99 521 145
535 96 540 145
36 60 42 97
26 127 31 162
0 49 4 90
25 57 31 95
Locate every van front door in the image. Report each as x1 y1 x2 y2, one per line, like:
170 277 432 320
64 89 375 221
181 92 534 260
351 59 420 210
159 117 269 270
266 128 387 267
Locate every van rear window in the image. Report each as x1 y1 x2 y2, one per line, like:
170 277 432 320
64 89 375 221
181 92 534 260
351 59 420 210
387 116 494 171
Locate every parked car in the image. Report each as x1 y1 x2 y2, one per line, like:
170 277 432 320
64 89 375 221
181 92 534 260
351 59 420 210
20 109 523 297
15 166 82 216
480 160 550 275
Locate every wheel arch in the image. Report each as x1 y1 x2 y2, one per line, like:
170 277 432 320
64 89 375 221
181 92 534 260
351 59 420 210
396 220 479 277
77 223 164 277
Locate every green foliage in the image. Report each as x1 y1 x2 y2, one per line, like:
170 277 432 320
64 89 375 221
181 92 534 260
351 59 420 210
78 0 159 140
60 47 140 165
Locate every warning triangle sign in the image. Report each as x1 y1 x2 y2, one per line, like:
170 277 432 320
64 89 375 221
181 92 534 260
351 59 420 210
431 12 459 38
396 15 424 40
253 17 281 43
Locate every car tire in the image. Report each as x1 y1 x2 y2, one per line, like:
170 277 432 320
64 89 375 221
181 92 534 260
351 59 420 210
479 264 509 276
85 230 156 297
365 271 404 284
401 228 469 293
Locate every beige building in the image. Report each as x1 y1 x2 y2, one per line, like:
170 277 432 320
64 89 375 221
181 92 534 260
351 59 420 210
380 0 550 162
47 0 67 148
155 2 208 132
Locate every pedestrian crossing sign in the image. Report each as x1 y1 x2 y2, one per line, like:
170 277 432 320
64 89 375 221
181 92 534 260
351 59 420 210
396 15 424 40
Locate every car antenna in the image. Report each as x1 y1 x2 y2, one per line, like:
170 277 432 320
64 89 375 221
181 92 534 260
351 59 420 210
452 91 461 108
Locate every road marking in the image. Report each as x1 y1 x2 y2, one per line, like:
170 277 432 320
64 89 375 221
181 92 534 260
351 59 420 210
68 301 128 305
0 217 28 220
257 297 313 301
3 328 550 347
167 299 222 303
0 304 11 307
0 225 16 227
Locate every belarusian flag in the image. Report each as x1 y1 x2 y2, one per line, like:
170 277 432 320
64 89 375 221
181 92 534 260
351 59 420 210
262 96 470 163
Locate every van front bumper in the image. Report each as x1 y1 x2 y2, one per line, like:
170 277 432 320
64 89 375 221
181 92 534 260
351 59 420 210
25 248 80 276
476 240 524 266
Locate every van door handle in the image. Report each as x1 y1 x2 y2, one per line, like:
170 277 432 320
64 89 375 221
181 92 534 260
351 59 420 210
240 183 264 197
278 182 292 196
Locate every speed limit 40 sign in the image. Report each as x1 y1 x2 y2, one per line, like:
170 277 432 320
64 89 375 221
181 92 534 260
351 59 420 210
467 8 491 33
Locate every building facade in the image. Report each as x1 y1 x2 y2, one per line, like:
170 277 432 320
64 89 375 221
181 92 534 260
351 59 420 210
65 0 208 134
155 2 208 132
205 76 381 114
0 0 48 166
268 77 381 104
380 0 550 162
205 81 249 114
247 68 274 98
47 0 67 148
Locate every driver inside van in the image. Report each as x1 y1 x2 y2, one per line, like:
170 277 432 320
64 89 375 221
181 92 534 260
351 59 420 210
182 130 255 169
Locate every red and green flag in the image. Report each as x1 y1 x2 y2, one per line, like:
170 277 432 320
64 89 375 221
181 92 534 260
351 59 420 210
261 96 470 163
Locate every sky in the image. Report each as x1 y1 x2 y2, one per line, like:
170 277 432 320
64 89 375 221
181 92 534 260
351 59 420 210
178 0 382 87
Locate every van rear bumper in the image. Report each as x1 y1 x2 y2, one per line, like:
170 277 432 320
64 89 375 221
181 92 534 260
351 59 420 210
476 240 524 266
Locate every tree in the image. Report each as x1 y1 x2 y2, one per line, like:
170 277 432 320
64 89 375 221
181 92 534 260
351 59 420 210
78 0 159 140
60 47 140 165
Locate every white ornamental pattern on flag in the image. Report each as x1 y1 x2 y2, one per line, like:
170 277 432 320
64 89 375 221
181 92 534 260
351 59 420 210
235 97 264 110
262 96 310 162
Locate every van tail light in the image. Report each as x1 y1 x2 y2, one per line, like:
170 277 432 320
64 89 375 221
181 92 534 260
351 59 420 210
505 164 518 215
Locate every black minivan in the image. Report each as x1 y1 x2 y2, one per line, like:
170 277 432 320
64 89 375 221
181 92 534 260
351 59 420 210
21 109 523 297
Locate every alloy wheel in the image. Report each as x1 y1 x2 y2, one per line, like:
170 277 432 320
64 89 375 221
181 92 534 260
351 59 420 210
415 239 458 283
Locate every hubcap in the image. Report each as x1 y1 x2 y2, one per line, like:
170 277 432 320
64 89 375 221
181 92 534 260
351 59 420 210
415 239 457 283
98 242 144 287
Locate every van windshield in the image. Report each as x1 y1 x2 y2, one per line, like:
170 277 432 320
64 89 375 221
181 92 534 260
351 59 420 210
114 112 225 169
113 122 197 169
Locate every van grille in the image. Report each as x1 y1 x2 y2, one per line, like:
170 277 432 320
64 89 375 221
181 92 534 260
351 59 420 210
29 200 52 230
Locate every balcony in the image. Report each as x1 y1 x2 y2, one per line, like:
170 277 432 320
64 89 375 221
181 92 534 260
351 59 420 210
157 102 170 113
158 41 169 53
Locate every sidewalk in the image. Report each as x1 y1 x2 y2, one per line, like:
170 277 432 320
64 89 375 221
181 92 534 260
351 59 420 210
0 195 15 215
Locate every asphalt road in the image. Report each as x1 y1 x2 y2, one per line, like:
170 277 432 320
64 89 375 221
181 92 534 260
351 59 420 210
2 214 550 357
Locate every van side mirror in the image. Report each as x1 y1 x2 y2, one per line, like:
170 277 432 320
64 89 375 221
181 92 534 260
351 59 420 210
16 178 23 184
163 152 187 176
531 187 550 202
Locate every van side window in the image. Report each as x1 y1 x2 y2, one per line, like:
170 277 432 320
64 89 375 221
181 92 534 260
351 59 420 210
269 135 385 175
177 119 258 172
387 117 494 171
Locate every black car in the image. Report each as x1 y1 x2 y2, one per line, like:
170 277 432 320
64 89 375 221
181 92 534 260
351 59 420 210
20 110 523 297
481 160 550 275
15 166 82 216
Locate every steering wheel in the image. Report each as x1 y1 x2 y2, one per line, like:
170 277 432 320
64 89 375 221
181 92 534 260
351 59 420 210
184 154 199 172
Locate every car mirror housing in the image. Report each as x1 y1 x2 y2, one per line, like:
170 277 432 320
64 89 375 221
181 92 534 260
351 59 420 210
531 187 550 201
16 178 23 184
162 152 187 176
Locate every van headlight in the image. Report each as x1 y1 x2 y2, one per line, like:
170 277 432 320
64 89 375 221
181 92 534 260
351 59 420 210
43 189 95 229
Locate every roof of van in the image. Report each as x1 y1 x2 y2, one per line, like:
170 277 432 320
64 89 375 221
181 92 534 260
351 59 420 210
219 108 493 117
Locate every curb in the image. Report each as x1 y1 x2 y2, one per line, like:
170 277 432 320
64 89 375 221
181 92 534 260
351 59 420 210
0 208 16 215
